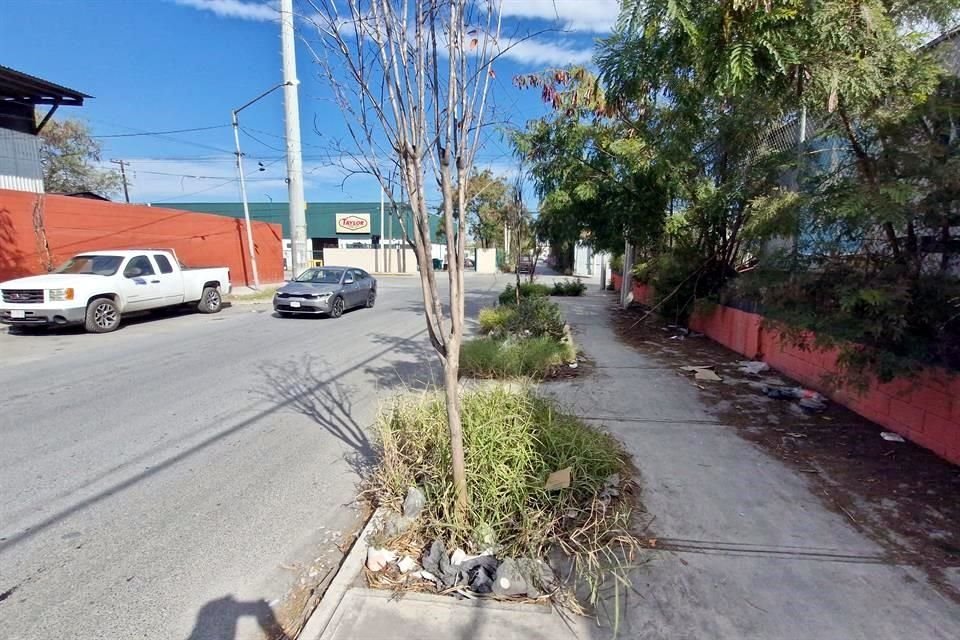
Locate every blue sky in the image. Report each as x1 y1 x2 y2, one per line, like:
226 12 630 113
1 0 620 205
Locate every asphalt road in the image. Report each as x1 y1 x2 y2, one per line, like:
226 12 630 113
0 273 502 640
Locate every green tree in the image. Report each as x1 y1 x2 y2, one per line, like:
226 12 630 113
516 0 960 380
462 169 511 248
39 119 122 197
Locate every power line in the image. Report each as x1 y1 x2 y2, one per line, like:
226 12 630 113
240 126 287 153
131 168 280 181
83 116 235 154
94 124 230 138
151 178 240 202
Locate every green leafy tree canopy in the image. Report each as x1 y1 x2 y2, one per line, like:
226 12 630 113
39 119 122 197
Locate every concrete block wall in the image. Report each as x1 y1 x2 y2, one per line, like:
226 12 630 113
0 189 283 285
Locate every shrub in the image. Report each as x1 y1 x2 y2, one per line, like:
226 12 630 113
478 306 515 335
505 296 566 339
461 336 573 378
499 282 552 305
371 387 632 559
551 279 587 296
609 254 623 273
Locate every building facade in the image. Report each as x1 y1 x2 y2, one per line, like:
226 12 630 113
0 65 89 193
164 201 445 271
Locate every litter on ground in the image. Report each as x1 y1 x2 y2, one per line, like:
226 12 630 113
738 360 770 375
680 365 723 382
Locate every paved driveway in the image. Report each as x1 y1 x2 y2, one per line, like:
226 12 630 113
0 274 502 640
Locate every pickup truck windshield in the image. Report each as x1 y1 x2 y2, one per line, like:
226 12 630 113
55 255 124 276
295 268 344 284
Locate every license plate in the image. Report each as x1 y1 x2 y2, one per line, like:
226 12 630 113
289 301 301 308
11 310 25 319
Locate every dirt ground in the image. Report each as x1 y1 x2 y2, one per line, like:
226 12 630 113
610 300 960 604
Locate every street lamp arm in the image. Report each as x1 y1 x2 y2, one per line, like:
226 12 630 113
234 81 293 116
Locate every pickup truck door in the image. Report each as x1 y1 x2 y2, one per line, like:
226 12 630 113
118 255 165 311
151 253 185 305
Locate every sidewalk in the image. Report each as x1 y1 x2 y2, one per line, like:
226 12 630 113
545 288 959 639
307 285 958 640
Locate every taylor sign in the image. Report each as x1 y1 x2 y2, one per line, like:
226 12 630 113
335 213 371 234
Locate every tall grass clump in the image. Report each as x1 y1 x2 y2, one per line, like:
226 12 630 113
371 387 636 561
478 306 515 335
461 336 574 378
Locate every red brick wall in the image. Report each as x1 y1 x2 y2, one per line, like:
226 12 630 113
689 304 960 465
0 189 283 286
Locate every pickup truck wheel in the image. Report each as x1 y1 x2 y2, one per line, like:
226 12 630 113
85 298 121 333
329 296 345 318
197 286 222 314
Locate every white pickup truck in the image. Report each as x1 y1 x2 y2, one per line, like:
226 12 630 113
0 250 231 333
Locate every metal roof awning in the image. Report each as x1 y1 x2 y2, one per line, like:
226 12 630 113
0 65 90 106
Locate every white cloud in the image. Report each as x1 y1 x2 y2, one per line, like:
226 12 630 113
499 0 620 33
173 0 277 22
499 37 594 66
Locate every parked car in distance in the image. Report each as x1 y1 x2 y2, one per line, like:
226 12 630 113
273 266 377 318
0 250 231 333
518 256 534 274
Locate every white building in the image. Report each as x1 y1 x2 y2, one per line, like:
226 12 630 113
573 241 609 279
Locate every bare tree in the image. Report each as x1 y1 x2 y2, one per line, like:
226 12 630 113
303 0 503 511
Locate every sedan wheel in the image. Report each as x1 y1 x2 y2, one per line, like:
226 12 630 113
366 290 376 308
330 296 345 318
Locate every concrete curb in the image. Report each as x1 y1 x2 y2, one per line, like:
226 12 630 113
297 508 384 640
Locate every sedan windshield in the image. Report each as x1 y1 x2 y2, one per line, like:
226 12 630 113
295 268 344 284
55 255 124 276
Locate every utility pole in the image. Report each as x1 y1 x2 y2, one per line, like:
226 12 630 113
388 203 394 272
230 82 288 290
110 159 130 203
621 239 634 309
280 0 308 276
379 187 386 272
231 111 260 289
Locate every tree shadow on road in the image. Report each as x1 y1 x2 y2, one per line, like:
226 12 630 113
185 594 290 640
362 332 439 392
259 355 376 476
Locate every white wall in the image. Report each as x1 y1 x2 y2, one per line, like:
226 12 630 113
574 241 609 278
476 248 497 274
321 247 420 274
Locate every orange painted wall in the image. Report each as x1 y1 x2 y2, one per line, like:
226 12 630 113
611 272 654 306
689 304 960 465
0 189 283 286
610 271 959 465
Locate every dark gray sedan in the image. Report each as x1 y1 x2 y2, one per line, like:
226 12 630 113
273 266 377 318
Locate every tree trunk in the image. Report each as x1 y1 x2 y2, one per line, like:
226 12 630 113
442 335 467 513
838 104 902 262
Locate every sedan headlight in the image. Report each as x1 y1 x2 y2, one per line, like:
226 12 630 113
49 288 74 301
